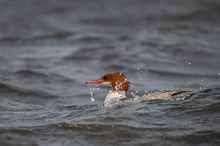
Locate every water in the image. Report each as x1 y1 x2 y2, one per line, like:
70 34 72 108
0 0 220 145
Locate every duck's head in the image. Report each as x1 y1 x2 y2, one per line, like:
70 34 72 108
85 72 130 92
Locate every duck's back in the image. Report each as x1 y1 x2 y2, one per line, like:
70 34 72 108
131 90 192 102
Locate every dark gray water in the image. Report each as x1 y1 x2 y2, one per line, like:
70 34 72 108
0 0 220 145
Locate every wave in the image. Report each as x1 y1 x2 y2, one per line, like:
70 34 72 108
0 82 57 99
0 31 74 43
15 69 51 79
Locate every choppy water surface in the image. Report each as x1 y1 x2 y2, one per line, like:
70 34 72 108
0 0 220 145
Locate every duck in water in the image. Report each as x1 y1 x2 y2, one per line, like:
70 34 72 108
85 72 191 107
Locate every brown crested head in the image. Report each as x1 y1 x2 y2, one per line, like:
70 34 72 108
85 72 130 92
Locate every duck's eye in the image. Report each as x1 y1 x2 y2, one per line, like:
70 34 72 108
103 76 108 80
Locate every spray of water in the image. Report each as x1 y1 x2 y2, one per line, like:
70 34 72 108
88 85 100 102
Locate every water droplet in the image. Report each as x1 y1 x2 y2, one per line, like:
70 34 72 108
218 73 220 76
200 87 206 90
137 67 140 70
91 97 95 102
187 82 191 84
90 91 95 102
188 62 191 65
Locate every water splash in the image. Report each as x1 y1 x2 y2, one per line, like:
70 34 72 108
137 67 143 80
199 87 206 90
133 67 152 91
90 90 95 102
88 85 100 102
145 69 148 73
115 80 127 91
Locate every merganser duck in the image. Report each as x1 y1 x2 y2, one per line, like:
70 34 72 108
85 72 191 107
